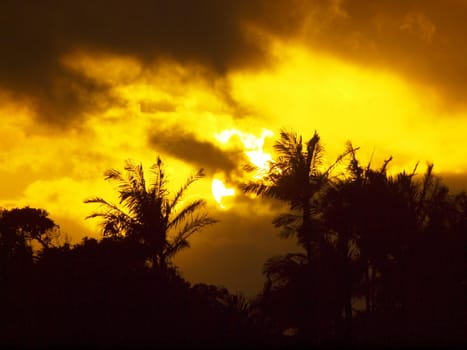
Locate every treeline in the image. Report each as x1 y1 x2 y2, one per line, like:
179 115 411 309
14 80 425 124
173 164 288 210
243 131 466 346
0 130 465 347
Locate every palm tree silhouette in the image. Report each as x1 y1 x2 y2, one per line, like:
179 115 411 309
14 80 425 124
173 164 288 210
85 156 217 269
322 149 465 342
242 129 352 259
242 130 354 343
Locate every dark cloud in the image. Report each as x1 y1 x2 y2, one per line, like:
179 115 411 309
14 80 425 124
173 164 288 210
148 126 245 173
175 203 301 297
300 0 467 111
2 0 467 127
0 0 305 126
0 2 115 126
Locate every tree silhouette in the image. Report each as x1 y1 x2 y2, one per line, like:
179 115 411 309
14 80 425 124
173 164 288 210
242 130 354 343
0 133 464 347
322 149 413 338
84 156 217 268
0 207 59 285
243 130 466 345
242 129 352 259
322 148 466 345
0 207 59 249
0 207 61 345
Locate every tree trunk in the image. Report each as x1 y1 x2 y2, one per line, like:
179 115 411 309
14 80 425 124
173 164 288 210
302 198 313 260
366 258 371 313
343 260 352 342
339 231 353 343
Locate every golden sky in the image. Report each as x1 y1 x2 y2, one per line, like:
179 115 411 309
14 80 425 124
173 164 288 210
1 0 466 296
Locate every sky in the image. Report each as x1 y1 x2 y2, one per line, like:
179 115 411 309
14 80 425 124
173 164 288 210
1 0 467 297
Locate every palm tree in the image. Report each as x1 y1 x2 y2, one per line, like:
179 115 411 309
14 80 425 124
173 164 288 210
242 130 354 343
84 156 217 269
322 150 461 340
242 129 352 259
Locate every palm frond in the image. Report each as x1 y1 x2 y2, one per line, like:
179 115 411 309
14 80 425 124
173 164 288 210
85 154 217 265
410 162 419 177
165 213 217 258
420 163 435 203
242 163 258 173
272 212 299 228
120 161 146 203
241 182 267 196
272 213 301 239
104 169 124 182
90 210 134 237
164 237 190 258
306 131 321 173
84 197 128 216
171 213 217 243
150 156 168 200
241 181 283 200
273 129 300 160
170 168 205 209
263 253 308 285
134 162 146 192
119 184 149 217
278 226 299 240
167 199 206 231
84 196 110 205
345 141 364 179
227 293 250 314
379 156 393 174
322 145 358 179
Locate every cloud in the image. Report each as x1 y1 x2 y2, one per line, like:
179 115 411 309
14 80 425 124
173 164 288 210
148 126 246 174
0 0 305 127
438 172 467 194
299 0 467 110
2 0 467 126
400 12 436 43
174 202 301 297
140 99 178 114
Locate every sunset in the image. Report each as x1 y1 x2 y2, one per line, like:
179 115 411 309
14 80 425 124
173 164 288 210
0 0 465 347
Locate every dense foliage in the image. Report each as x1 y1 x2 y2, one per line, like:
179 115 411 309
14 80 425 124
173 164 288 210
0 143 465 347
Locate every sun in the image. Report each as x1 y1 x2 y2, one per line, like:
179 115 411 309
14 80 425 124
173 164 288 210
211 178 235 209
215 128 273 175
211 128 273 208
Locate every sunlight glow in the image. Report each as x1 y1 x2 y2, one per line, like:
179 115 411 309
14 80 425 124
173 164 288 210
215 128 274 178
2 41 467 247
211 128 274 208
211 178 235 209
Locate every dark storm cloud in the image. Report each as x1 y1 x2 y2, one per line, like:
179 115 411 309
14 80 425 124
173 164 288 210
149 126 245 173
2 0 467 127
300 0 467 110
0 0 305 126
0 1 117 126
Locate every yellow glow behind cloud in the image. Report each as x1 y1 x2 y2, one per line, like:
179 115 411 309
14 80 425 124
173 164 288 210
215 128 273 176
229 43 467 175
211 178 235 209
2 41 467 246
